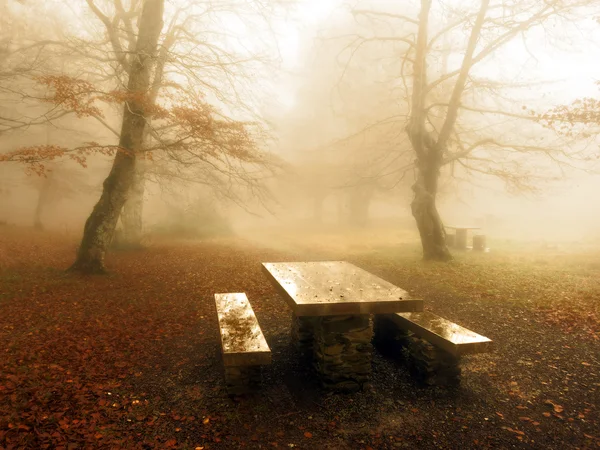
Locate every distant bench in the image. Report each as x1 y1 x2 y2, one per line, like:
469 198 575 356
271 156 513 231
214 293 271 395
374 311 493 386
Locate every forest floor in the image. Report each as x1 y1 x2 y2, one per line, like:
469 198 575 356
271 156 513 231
0 224 599 449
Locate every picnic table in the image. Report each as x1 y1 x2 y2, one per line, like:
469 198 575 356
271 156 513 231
262 261 423 391
445 225 480 250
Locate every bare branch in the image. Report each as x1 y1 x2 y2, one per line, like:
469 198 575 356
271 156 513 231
436 0 490 149
352 9 419 25
85 0 130 72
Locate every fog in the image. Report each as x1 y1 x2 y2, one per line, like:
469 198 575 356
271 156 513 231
2 0 600 254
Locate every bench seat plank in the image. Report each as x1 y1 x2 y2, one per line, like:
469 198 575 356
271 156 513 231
214 293 271 367
389 312 492 356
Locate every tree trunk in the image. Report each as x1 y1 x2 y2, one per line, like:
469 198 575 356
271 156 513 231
33 188 46 230
120 29 170 248
121 159 145 247
33 172 53 231
69 0 164 274
406 0 452 261
410 161 452 261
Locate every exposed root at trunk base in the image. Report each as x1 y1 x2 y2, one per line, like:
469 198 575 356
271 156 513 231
67 259 108 275
411 186 453 262
422 249 453 262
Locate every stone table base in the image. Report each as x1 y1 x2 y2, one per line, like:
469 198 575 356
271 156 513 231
373 314 411 358
291 313 315 357
407 336 461 386
312 315 373 392
224 365 262 395
373 315 461 386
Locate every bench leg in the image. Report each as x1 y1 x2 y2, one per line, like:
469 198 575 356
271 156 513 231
407 336 461 386
291 313 315 356
455 229 468 250
473 234 486 252
312 315 372 392
373 314 412 357
224 365 262 395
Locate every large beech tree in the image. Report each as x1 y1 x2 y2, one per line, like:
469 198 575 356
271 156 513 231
70 0 165 273
2 0 280 272
343 0 600 260
405 0 489 260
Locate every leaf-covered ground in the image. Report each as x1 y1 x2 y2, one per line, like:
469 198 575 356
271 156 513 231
0 225 599 449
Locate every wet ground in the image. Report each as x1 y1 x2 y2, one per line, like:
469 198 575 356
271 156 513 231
0 226 598 449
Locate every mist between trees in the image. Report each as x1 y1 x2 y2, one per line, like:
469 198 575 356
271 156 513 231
1 0 600 271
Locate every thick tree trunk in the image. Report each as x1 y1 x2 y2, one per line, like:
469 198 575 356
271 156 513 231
69 0 164 274
405 0 452 261
121 160 145 247
119 31 169 248
33 189 45 230
410 165 452 261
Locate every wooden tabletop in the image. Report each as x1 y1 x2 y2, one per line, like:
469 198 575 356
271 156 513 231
262 261 423 316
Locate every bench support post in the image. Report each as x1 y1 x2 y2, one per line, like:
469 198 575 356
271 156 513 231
455 229 468 250
374 314 462 386
407 337 461 386
224 366 262 395
373 314 411 356
291 313 315 356
473 234 486 252
312 315 373 392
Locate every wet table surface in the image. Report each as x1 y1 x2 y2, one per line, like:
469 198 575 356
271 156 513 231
214 293 272 366
262 261 423 316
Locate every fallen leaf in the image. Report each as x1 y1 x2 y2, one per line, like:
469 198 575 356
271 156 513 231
553 404 564 413
502 427 525 436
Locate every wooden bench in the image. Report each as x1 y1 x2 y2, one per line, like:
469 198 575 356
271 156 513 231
214 293 271 394
374 311 492 386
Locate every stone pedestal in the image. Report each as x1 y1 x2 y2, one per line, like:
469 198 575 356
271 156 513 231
407 336 461 386
373 314 411 358
455 229 468 250
473 234 486 252
224 366 262 395
312 315 373 392
374 315 461 386
291 313 315 356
